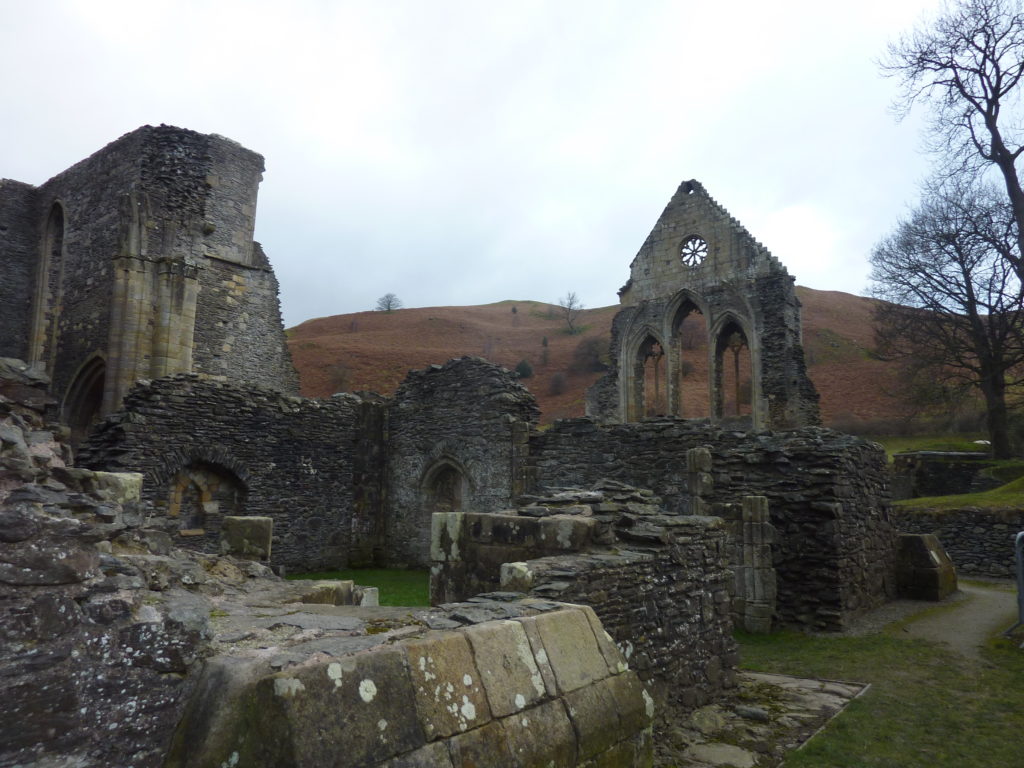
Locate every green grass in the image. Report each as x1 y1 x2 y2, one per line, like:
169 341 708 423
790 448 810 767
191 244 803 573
737 616 1024 766
869 434 988 460
287 568 429 606
895 474 1024 510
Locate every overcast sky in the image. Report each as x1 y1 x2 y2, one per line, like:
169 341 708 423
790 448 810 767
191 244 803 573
1 0 941 327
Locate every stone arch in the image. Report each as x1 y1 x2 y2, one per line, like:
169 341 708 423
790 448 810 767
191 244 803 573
152 445 252 488
710 313 756 424
29 201 66 371
421 457 471 516
622 327 669 421
665 291 710 418
62 354 106 449
168 460 247 542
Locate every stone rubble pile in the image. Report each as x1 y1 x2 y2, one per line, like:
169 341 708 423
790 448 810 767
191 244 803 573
0 361 366 767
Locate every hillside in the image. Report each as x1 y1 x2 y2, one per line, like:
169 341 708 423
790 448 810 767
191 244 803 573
287 288 907 428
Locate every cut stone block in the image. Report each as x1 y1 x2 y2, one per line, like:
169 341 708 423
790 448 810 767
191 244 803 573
219 515 273 561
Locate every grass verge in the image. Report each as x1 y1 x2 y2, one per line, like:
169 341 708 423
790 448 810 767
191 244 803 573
895 474 1024 510
287 568 429 606
737 622 1024 766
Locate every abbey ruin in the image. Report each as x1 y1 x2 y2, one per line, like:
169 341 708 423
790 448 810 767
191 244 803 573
0 126 949 767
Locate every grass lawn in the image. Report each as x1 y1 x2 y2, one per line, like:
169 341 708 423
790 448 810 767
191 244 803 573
737 622 1024 766
287 568 430 606
895 474 1024 510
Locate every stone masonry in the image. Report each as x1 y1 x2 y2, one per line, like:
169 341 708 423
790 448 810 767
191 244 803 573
531 418 896 631
0 125 298 446
586 180 820 430
429 479 737 722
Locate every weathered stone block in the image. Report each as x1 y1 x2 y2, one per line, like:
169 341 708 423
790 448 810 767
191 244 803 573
446 719 514 766
403 631 491 739
219 515 272 561
463 620 546 717
500 698 577 768
532 608 612 694
895 533 957 601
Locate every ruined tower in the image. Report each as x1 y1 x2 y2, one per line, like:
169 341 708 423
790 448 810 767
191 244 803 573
0 125 298 443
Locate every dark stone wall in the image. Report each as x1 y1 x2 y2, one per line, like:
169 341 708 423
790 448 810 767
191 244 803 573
2 125 297 418
530 419 896 630
191 244 298 392
891 452 996 498
386 357 539 567
77 375 375 571
429 485 738 719
892 507 1023 579
0 180 38 360
35 129 147 398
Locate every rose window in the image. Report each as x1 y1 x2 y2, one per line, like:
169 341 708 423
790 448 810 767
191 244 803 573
680 236 708 267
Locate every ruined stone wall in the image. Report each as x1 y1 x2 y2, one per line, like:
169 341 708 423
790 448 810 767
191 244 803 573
892 507 1024 579
33 129 149 399
77 375 375 570
191 244 298 391
531 419 896 630
386 357 539 567
0 125 297 435
0 180 39 361
588 179 820 429
429 484 738 721
170 601 653 768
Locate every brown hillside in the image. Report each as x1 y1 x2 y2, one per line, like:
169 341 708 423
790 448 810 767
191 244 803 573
288 289 907 427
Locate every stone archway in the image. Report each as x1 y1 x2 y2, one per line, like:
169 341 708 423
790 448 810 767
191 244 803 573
626 333 669 420
62 355 105 449
168 461 247 549
713 319 754 423
669 300 709 419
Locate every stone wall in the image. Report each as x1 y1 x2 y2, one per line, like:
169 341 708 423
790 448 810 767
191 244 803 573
191 244 296 390
891 451 995 499
587 180 820 429
0 180 39 361
77 375 376 571
168 601 654 768
386 357 539 567
0 125 298 440
430 483 738 721
892 507 1024 579
531 419 896 630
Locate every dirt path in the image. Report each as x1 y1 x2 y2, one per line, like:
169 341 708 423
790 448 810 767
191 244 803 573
901 581 1019 661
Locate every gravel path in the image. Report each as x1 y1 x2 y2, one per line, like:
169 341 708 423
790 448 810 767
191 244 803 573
901 581 1018 660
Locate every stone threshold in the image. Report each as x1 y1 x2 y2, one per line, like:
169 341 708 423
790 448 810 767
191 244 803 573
655 671 869 768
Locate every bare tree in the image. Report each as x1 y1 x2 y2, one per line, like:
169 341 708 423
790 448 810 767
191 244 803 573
375 293 402 312
558 292 584 334
884 0 1024 279
871 179 1024 457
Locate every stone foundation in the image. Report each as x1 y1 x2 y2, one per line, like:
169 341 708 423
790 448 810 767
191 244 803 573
430 482 738 721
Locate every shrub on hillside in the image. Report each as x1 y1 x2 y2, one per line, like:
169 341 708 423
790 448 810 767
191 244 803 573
515 359 534 379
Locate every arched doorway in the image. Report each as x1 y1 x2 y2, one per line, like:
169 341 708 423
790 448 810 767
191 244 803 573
63 356 106 449
626 333 670 420
713 320 753 423
669 301 709 418
168 462 247 550
423 461 466 515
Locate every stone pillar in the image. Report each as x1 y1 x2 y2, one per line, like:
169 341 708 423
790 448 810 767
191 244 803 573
104 254 155 414
734 496 776 633
686 446 713 516
151 257 199 379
